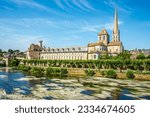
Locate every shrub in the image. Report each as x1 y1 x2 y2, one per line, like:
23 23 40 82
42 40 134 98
126 70 135 79
106 69 117 78
9 59 20 67
0 62 6 67
18 65 31 72
30 67 45 78
60 68 68 76
85 69 95 76
100 70 106 76
136 54 145 59
46 67 68 77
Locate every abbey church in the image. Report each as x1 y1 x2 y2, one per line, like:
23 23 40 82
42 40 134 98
26 9 124 60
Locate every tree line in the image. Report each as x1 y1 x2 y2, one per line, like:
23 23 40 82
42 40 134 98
21 59 150 71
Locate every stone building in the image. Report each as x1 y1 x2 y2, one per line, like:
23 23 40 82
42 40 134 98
26 9 124 60
88 9 124 60
40 47 87 60
26 41 43 59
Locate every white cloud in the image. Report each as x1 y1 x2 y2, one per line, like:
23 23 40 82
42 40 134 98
101 20 123 30
10 0 51 11
78 25 100 33
63 0 74 8
54 0 95 12
78 0 96 11
0 4 13 11
54 0 65 10
104 0 133 13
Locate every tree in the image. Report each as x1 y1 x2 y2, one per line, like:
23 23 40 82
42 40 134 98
136 54 145 59
117 51 131 60
8 49 14 54
0 53 3 57
9 59 20 66
13 50 20 55
98 54 111 59
0 49 2 53
146 55 150 59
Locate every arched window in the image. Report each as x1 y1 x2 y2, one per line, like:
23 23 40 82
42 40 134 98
103 36 105 40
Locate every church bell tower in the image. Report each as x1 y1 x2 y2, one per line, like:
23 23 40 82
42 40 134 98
112 8 120 42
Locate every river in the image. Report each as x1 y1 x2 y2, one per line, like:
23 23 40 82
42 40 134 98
0 67 150 100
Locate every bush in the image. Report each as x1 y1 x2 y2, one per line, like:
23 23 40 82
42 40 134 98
106 69 117 78
0 62 6 67
9 59 20 67
126 70 135 79
18 65 31 72
85 69 95 76
60 68 68 76
100 70 106 76
30 67 45 78
46 67 68 77
136 54 145 59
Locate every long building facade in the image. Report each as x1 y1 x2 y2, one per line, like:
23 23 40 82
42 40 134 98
26 9 124 60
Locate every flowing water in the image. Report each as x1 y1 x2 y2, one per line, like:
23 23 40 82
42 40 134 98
0 68 150 100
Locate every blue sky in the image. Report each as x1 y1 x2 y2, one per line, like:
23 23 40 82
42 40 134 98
0 0 150 51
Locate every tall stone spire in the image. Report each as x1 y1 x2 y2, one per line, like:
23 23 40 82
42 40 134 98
112 8 120 42
114 8 118 34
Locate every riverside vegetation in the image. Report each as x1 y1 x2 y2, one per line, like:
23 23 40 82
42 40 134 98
1 52 150 80
18 65 68 78
18 59 150 80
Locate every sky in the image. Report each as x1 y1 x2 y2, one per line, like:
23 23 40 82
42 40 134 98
0 0 150 51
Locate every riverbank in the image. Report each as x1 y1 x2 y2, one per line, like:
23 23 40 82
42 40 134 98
58 68 150 81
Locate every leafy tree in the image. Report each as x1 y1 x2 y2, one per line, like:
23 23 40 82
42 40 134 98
9 59 20 67
136 54 145 59
98 54 112 59
8 49 14 54
0 53 3 57
146 55 150 59
18 65 31 72
117 51 131 60
30 67 45 77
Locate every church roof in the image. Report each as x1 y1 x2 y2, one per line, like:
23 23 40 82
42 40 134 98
108 41 122 46
98 29 109 35
88 42 106 47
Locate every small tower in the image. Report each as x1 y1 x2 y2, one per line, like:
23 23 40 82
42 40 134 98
112 8 120 42
39 40 43 48
98 28 109 45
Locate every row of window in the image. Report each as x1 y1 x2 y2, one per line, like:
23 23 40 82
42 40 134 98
45 48 87 52
42 53 86 56
41 56 85 60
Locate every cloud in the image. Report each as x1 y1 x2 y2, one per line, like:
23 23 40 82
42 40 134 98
101 20 123 30
63 0 74 9
0 5 13 11
78 0 96 11
104 0 133 13
72 0 90 12
0 32 50 51
78 24 100 33
54 0 96 12
10 0 51 11
54 0 65 10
